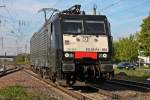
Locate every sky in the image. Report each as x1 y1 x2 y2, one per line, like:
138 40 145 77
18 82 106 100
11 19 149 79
0 0 150 55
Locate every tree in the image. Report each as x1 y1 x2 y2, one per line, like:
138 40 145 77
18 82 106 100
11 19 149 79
138 16 150 56
113 34 138 63
113 13 150 62
112 41 120 62
15 53 30 64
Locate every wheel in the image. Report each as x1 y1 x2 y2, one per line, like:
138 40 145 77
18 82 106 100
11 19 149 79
66 80 75 86
51 73 56 83
66 74 76 86
39 69 44 78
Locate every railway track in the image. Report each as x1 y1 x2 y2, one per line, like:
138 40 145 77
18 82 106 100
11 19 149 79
107 79 150 91
86 83 132 100
0 64 149 100
0 66 22 77
23 68 95 100
25 69 148 100
23 67 150 100
86 78 150 100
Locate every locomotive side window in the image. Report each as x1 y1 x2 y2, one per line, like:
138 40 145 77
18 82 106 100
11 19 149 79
85 21 106 34
50 23 53 33
50 22 53 50
62 20 82 33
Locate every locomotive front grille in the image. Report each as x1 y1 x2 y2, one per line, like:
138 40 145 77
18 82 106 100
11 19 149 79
62 63 75 72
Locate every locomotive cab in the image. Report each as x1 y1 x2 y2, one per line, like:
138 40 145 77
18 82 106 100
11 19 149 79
59 14 114 84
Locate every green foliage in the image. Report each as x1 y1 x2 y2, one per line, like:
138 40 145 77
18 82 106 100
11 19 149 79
113 34 138 63
139 16 150 56
0 85 39 100
15 53 30 64
113 13 150 62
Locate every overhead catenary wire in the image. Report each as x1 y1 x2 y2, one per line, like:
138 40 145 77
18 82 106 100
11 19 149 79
100 0 125 12
2 5 33 40
99 0 150 26
5 8 21 33
0 0 31 37
0 0 63 55
2 7 21 38
0 3 30 54
106 0 149 16
0 5 5 7
1 0 149 55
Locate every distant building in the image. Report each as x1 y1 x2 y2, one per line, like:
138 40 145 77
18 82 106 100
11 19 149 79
0 55 16 64
0 58 14 62
138 56 150 66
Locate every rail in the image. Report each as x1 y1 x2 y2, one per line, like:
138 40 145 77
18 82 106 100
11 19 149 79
0 66 22 77
87 83 132 100
23 68 93 100
107 79 150 91
23 66 150 100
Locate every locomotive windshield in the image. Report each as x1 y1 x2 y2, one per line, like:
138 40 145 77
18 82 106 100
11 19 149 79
62 20 106 34
62 20 82 33
85 21 105 33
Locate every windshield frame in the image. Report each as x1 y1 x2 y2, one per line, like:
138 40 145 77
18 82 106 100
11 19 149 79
84 20 106 34
61 20 83 34
61 19 107 35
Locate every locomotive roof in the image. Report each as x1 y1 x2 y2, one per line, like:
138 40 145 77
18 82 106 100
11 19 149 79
58 14 107 20
31 14 108 40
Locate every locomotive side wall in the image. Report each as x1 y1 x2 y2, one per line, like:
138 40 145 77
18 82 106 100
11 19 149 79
30 26 49 68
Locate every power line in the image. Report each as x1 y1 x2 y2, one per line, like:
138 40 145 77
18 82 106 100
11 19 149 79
1 6 30 39
1 1 29 38
106 0 149 16
100 0 149 26
52 0 62 8
0 5 5 7
0 6 21 38
0 14 18 22
100 0 125 12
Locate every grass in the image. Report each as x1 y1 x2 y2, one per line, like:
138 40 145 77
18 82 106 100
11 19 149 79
114 68 150 82
0 85 39 100
139 66 150 69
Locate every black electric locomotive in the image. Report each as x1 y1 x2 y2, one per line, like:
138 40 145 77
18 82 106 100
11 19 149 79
30 5 114 86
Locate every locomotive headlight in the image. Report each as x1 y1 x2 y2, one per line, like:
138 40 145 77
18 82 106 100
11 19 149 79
64 53 74 58
65 53 69 57
99 53 107 58
103 53 107 58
